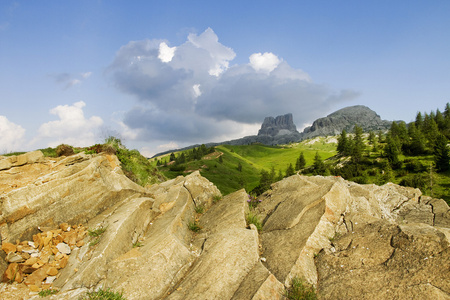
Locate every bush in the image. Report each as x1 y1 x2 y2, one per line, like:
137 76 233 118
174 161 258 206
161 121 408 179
56 144 74 157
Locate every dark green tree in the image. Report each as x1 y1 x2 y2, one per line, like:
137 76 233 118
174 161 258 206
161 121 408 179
351 125 364 163
237 162 243 172
296 152 306 170
434 134 450 172
285 163 295 177
384 134 401 169
169 152 176 162
313 151 326 175
337 129 351 156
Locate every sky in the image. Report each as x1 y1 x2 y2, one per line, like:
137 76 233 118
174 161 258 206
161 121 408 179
1 1 450 157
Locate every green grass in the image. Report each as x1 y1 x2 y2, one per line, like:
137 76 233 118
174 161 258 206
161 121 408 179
82 288 126 300
283 277 317 300
88 227 106 237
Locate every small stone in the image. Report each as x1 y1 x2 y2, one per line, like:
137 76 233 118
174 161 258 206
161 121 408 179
59 256 68 268
56 243 71 255
59 223 69 232
6 251 25 263
46 267 58 276
45 276 56 284
28 285 40 292
3 263 19 281
76 240 85 247
24 257 39 265
1 242 17 254
28 241 36 248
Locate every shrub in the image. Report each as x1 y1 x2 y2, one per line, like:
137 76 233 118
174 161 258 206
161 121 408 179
56 144 74 157
283 277 317 300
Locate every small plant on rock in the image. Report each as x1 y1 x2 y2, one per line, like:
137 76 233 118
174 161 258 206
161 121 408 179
82 287 126 300
188 220 201 232
38 289 59 297
246 211 262 232
194 204 205 214
283 277 317 300
247 194 262 209
212 194 222 203
88 226 106 247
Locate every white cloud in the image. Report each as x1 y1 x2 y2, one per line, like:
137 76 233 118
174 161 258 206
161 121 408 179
158 142 179 150
81 72 92 79
0 116 25 152
158 42 176 63
249 52 281 73
34 101 103 147
108 28 359 146
187 27 236 76
193 84 202 97
51 72 92 89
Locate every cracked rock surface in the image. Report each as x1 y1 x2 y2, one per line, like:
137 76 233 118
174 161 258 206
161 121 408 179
1 151 449 299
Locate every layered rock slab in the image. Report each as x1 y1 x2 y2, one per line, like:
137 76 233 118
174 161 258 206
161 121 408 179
167 189 260 300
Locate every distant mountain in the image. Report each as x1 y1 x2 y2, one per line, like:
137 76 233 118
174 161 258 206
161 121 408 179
301 105 392 139
152 105 393 157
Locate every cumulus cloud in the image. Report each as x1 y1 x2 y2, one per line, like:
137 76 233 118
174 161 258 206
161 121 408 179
0 116 26 152
107 28 359 145
51 72 92 89
249 52 281 73
33 101 103 147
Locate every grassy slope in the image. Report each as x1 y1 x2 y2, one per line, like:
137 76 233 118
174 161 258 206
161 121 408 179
153 139 337 195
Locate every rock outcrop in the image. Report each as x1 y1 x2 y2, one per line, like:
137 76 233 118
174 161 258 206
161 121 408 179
301 105 392 138
1 151 449 299
258 113 298 137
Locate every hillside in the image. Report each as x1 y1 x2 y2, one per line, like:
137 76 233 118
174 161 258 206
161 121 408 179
152 138 337 195
0 150 449 299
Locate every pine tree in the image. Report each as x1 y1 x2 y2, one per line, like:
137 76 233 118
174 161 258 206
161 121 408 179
337 129 350 156
434 134 450 172
296 152 306 170
169 152 176 162
351 125 364 163
385 134 401 169
313 151 326 175
285 163 295 177
415 112 424 131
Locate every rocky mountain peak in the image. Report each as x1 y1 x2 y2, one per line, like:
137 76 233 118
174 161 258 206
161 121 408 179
301 105 392 138
257 113 298 137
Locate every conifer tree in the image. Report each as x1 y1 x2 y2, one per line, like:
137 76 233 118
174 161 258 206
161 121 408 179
434 134 450 172
337 129 350 156
313 151 326 175
296 152 306 170
385 134 401 169
285 163 295 177
351 125 364 163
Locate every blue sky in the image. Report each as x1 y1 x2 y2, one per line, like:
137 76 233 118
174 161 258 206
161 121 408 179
1 1 449 156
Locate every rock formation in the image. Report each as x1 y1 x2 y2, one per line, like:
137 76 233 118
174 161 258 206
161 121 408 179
1 151 449 299
258 113 298 137
301 105 392 139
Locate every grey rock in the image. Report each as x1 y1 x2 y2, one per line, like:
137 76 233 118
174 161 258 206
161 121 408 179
258 113 297 137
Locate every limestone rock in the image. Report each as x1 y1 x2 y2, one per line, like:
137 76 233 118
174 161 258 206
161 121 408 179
1 150 449 299
301 105 392 139
258 113 298 137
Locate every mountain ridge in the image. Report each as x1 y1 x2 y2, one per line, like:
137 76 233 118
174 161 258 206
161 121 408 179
153 105 393 157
